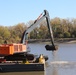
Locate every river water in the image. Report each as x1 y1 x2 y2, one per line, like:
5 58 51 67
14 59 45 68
0 43 76 75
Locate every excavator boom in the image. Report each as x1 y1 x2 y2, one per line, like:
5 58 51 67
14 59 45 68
21 10 58 51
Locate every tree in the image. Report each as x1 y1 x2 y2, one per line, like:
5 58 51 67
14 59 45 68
0 26 10 40
8 23 27 43
39 24 48 39
0 26 10 43
14 23 27 38
63 32 71 38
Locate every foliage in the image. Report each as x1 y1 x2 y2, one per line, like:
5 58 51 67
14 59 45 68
0 26 10 43
0 18 76 44
63 32 71 38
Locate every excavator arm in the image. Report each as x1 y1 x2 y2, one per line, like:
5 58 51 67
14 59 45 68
21 10 58 51
0 10 58 63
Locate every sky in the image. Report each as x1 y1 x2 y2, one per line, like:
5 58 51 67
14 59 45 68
0 0 76 26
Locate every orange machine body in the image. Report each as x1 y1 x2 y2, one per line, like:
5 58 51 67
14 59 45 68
0 44 26 55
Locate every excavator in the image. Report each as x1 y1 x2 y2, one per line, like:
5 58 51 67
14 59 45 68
0 10 58 63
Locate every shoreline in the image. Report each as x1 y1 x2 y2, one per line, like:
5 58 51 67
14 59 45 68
28 38 76 44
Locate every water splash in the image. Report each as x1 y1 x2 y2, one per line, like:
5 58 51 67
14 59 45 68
52 51 60 61
50 50 76 69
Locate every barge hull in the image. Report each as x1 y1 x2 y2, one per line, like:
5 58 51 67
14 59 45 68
0 63 45 72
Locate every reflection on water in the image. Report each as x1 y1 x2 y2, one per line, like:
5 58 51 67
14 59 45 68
0 71 44 75
49 51 59 75
51 66 58 75
46 65 58 75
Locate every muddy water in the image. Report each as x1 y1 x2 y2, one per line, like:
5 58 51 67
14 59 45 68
0 43 76 75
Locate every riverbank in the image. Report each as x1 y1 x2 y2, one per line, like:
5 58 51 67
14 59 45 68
55 38 76 44
28 38 76 44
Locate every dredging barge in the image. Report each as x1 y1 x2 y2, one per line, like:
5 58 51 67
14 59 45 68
0 43 47 72
0 10 58 72
0 63 45 72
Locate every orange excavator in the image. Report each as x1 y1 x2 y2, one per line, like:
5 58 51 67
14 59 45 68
0 10 58 63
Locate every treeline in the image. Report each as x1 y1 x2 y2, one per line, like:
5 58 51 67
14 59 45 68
0 17 76 44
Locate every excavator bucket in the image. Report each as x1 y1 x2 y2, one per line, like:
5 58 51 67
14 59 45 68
44 10 58 51
45 45 58 51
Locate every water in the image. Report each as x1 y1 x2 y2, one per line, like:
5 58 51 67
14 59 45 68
0 43 76 75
